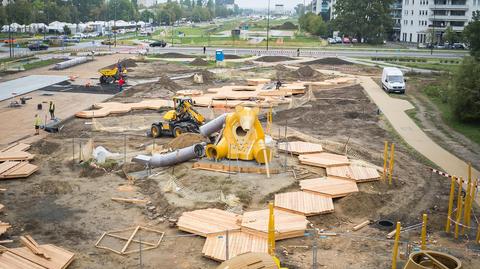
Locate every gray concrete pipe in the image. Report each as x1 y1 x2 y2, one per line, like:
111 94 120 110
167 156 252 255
200 113 227 137
132 143 206 168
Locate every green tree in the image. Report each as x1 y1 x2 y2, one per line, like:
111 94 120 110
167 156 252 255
140 9 155 22
464 11 480 59
444 26 457 44
332 0 393 44
299 12 327 36
449 57 480 122
63 25 72 35
6 0 32 24
207 0 215 17
0 6 6 25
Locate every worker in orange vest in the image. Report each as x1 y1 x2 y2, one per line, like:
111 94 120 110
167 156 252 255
118 77 125 92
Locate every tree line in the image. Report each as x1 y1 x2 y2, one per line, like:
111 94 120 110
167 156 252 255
0 0 240 26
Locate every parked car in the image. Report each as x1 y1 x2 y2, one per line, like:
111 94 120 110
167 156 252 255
327 38 336 44
3 38 16 44
452 43 465 49
101 40 115 45
334 37 342 43
28 43 49 51
351 38 358 43
149 40 167 47
381 67 406 94
342 37 351 44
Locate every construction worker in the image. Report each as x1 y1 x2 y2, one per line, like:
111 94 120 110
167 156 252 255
121 67 128 79
203 46 206 54
34 114 41 135
297 48 300 57
276 80 282 90
118 76 125 92
48 101 55 119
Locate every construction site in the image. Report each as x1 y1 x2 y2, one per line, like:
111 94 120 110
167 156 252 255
0 51 478 269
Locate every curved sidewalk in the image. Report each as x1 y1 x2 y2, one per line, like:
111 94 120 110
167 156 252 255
358 77 479 189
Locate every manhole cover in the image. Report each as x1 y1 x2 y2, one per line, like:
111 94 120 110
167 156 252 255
376 220 394 230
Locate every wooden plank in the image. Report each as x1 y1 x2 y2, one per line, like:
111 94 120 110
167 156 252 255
0 143 31 153
20 236 50 260
177 208 242 237
111 198 149 205
95 226 164 255
0 162 38 179
202 231 268 262
0 251 46 269
8 244 74 269
274 191 334 216
0 152 34 162
0 222 11 236
278 141 323 155
299 152 350 168
326 165 380 183
241 209 308 240
216 252 278 269
300 176 359 198
353 220 371 231
192 161 280 175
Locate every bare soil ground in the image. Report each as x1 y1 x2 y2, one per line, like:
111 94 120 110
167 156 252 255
1 58 478 269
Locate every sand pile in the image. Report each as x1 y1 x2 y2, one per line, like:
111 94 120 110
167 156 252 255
276 65 327 81
104 58 138 69
167 133 209 150
155 53 197 58
126 75 181 98
190 57 209 66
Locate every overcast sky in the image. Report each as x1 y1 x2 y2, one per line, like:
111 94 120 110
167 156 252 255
236 0 305 10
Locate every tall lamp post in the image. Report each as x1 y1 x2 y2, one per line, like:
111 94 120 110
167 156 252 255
266 0 271 51
431 2 435 55
114 0 117 47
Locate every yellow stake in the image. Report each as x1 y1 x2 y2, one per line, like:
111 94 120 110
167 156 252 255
421 214 427 250
454 197 463 239
476 223 480 244
388 143 395 184
445 176 456 233
267 202 275 256
463 175 472 234
391 221 401 269
455 177 463 220
383 141 388 181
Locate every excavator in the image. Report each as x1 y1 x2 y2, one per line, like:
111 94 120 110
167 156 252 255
150 97 205 138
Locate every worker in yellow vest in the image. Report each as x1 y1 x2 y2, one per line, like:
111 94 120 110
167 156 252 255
48 101 55 120
34 114 42 135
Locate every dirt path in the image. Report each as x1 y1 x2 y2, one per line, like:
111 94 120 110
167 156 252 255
358 76 479 197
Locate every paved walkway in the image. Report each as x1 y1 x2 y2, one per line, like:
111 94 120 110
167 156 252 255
358 76 479 199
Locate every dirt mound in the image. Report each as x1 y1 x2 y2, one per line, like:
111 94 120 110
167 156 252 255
31 140 60 155
303 57 353 66
337 191 393 219
275 65 326 80
271 21 298 30
155 53 197 58
104 58 137 69
166 133 209 150
195 69 216 83
190 57 209 66
224 54 242 60
256 56 295 63
125 75 181 98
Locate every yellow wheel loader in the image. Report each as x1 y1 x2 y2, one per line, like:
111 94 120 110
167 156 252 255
150 97 205 138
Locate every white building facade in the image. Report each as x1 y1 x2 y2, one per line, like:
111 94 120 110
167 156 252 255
400 0 480 43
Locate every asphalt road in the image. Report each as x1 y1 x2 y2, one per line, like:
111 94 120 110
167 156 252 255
1 42 469 59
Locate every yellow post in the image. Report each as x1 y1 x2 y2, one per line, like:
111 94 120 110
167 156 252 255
463 175 472 234
383 141 388 181
421 214 427 250
388 143 395 184
455 177 463 219
454 197 463 239
476 223 480 244
267 202 275 256
445 176 456 233
391 221 401 269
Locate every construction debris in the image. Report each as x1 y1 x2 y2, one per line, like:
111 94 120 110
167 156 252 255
216 252 279 269
95 226 164 255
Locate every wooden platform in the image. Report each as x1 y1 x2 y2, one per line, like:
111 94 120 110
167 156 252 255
75 99 174 118
192 161 279 175
241 209 308 240
300 177 359 198
326 165 380 183
216 252 278 269
0 143 34 161
274 191 334 216
0 161 39 179
277 141 323 155
0 221 11 235
202 231 268 261
0 244 75 269
177 209 242 237
298 152 350 168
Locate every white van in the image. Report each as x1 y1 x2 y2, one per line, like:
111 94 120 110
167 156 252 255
382 67 406 94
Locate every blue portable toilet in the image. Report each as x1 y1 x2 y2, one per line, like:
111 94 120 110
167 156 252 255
215 49 224 62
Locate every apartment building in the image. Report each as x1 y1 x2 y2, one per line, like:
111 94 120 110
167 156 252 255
401 0 480 43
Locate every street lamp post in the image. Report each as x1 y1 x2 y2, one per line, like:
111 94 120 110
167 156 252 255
114 0 117 47
266 0 271 51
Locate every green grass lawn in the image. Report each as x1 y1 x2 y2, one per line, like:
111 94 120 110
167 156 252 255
23 58 64 70
387 61 460 72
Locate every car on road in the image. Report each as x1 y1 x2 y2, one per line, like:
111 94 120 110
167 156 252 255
27 43 49 51
101 40 115 45
334 37 342 43
452 43 465 49
3 38 16 44
343 37 351 44
149 40 167 47
351 38 358 43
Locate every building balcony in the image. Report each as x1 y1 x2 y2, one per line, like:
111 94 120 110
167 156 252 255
428 15 468 21
429 4 468 10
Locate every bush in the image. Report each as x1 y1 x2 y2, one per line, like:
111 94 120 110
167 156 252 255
449 57 480 122
423 84 448 103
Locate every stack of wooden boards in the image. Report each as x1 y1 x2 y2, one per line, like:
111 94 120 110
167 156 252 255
0 236 75 269
0 143 38 179
75 99 174 118
177 208 307 262
176 140 380 263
